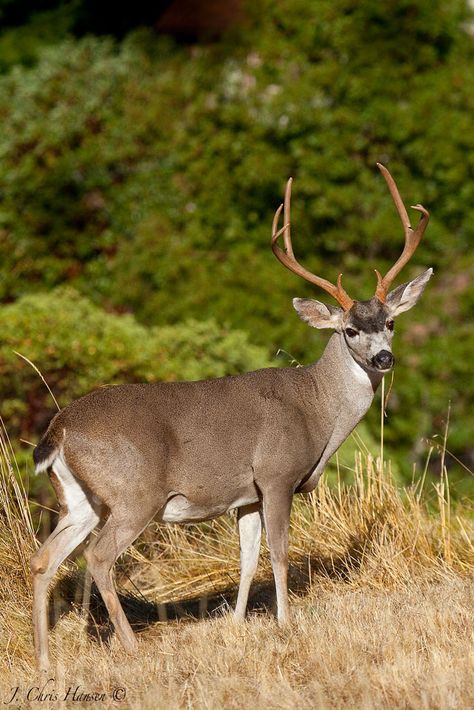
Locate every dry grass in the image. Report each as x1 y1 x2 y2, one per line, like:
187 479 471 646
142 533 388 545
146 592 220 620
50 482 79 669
0 417 473 708
0 418 35 667
2 578 473 709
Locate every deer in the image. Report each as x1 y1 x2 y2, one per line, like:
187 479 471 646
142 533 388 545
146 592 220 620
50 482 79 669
30 163 432 670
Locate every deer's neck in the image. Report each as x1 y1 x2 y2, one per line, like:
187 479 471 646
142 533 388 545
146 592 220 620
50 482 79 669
304 332 382 425
295 333 382 494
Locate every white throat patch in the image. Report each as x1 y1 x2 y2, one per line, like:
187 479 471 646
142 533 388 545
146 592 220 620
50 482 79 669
347 355 373 387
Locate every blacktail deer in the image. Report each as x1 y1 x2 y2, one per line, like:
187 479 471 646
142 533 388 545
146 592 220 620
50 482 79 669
31 164 432 669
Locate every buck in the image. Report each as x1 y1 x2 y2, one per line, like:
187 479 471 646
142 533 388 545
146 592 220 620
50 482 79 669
31 164 432 669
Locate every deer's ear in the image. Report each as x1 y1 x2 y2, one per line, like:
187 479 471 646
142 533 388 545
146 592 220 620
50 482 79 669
293 298 343 330
385 268 433 317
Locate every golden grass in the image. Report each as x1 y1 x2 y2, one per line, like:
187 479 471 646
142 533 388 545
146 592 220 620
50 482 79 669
0 418 35 668
0 417 473 708
1 578 473 709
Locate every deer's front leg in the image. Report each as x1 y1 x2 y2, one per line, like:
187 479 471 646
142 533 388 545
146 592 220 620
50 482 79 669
261 484 293 625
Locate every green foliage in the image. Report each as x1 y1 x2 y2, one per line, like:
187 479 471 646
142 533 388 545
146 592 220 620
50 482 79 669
0 288 270 445
0 0 166 72
0 0 472 484
0 2 77 72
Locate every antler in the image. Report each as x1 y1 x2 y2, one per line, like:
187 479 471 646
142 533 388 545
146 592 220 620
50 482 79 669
375 163 430 302
271 178 354 311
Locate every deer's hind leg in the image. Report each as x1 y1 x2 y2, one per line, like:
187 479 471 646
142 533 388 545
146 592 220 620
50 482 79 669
234 503 262 620
31 459 100 670
84 499 162 654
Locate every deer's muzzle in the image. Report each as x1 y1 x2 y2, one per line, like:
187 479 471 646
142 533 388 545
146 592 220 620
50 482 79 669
371 350 395 371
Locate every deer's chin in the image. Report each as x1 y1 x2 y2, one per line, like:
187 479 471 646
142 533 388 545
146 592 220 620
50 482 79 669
351 353 392 375
358 360 395 375
368 362 393 374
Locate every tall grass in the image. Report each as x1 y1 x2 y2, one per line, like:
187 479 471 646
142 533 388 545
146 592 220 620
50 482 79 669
0 417 35 668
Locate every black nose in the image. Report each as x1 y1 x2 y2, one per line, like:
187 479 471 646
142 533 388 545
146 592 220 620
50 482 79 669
372 350 395 370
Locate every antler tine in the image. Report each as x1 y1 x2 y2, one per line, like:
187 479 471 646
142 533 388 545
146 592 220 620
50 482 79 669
271 178 354 311
283 176 294 258
375 163 430 302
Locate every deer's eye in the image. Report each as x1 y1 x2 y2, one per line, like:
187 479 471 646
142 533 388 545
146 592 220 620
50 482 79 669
386 320 394 331
345 328 358 338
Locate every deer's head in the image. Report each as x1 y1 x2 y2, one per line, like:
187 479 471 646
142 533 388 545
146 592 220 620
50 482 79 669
272 164 432 374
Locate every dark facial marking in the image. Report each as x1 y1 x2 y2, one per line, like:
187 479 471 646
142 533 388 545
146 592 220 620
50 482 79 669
346 299 390 333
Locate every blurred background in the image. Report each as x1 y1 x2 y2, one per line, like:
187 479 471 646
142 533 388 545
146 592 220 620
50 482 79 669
0 0 472 529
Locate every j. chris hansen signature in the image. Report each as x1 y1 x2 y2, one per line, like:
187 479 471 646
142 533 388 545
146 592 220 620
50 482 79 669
4 678 126 704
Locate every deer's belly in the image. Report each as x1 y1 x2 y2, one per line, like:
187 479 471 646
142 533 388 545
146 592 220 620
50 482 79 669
158 490 259 524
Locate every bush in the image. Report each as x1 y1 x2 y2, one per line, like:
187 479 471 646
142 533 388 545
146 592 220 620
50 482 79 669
0 287 271 445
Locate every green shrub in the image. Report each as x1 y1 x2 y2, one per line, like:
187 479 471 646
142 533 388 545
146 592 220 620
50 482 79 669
0 287 271 445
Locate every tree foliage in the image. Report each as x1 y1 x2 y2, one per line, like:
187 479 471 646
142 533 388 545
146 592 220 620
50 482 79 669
0 0 472 482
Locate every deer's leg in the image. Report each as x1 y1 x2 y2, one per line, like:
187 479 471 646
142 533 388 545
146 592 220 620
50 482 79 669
84 505 157 654
30 503 99 670
234 503 262 621
261 486 293 625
